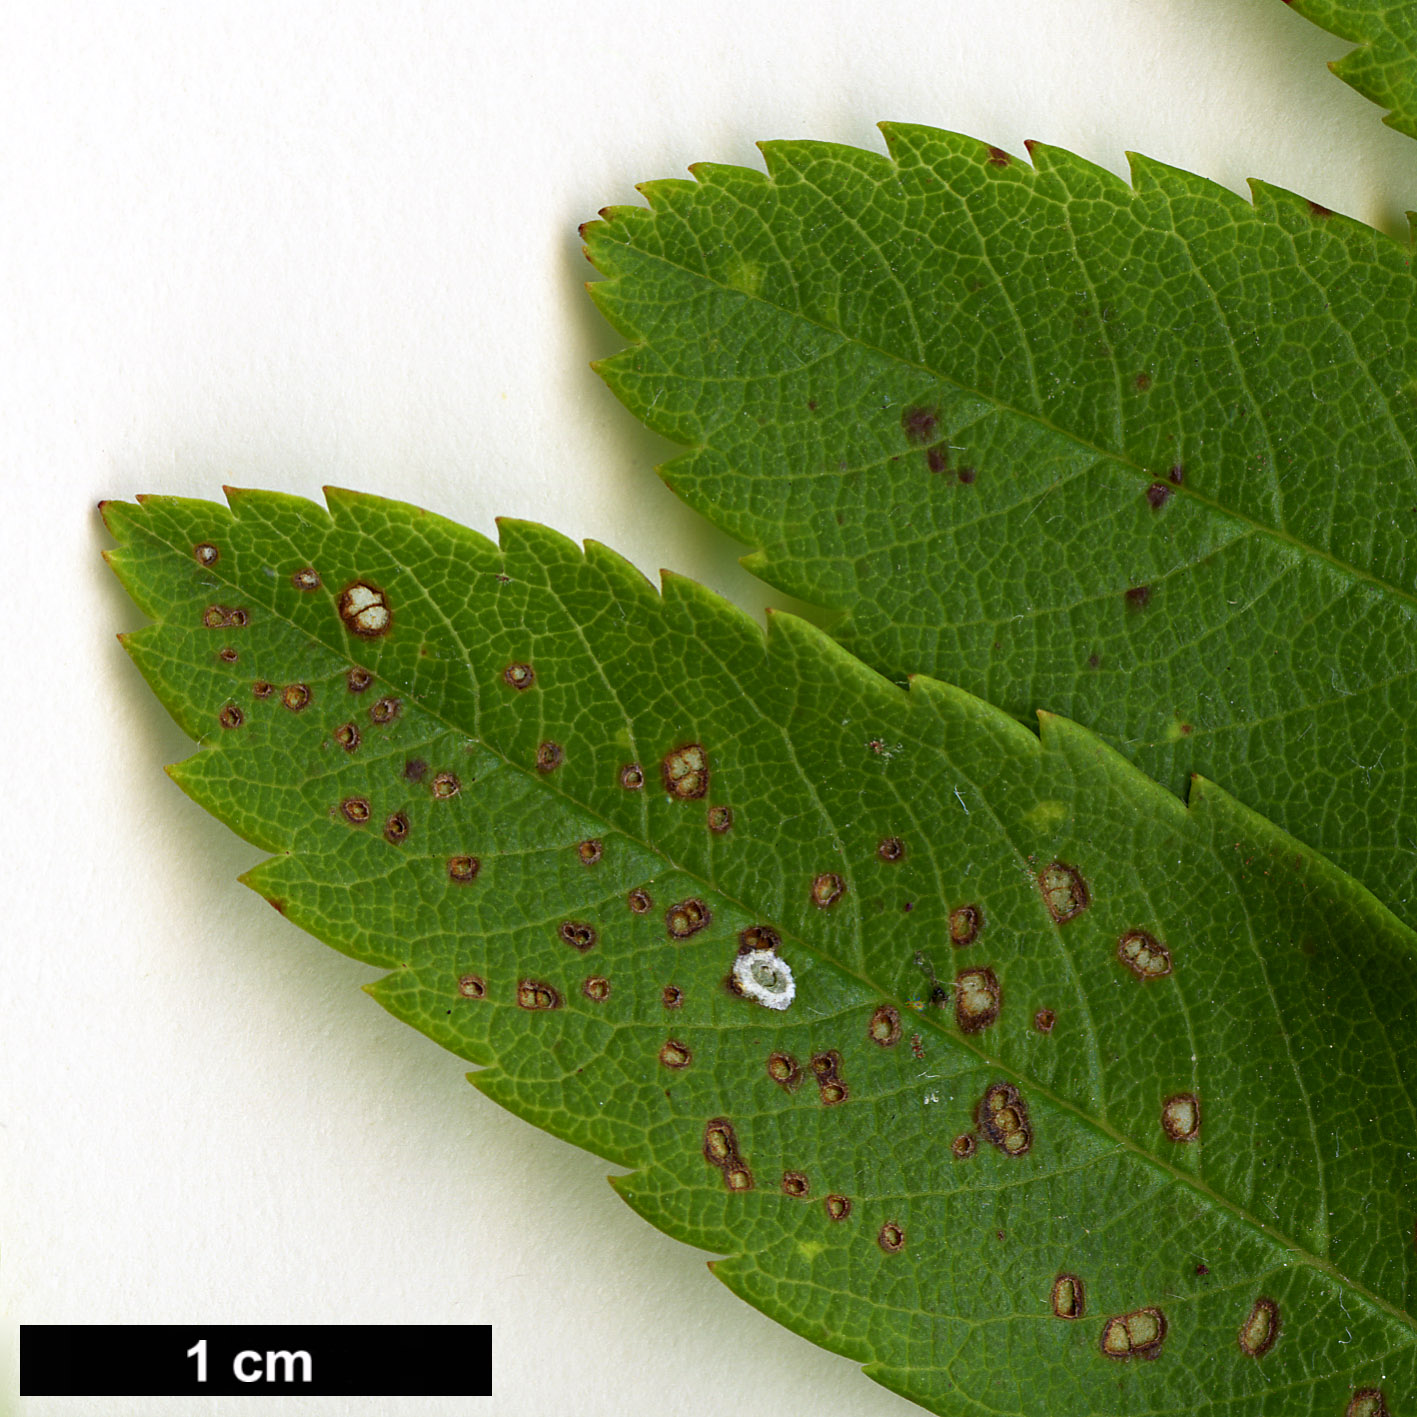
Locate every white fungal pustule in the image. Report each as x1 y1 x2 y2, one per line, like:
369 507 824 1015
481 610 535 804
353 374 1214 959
733 949 795 1010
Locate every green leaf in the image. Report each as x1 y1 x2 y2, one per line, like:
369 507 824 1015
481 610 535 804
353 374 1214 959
107 486 1417 1416
584 124 1417 929
1285 0 1417 140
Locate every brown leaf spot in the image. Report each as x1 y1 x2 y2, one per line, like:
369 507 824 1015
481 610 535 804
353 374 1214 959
956 466 976 485
1099 1307 1167 1361
1347 1391 1391 1417
202 605 248 629
949 904 982 946
558 921 598 953
503 662 535 691
1308 199 1333 219
738 925 780 954
252 680 274 698
868 1005 902 1046
1145 482 1173 510
926 446 949 474
1119 930 1172 980
666 897 711 939
661 984 684 1009
334 723 361 752
1033 1008 1056 1034
1125 584 1152 610
1051 1274 1085 1320
661 742 709 799
950 1133 976 1160
766 1051 801 1091
346 666 373 693
811 1050 849 1106
627 887 653 914
403 759 428 782
218 647 239 663
341 797 371 825
457 973 486 999
1161 1092 1201 1142
877 1221 905 1254
431 771 460 799
218 704 244 730
1039 863 1088 922
877 836 905 863
811 872 846 909
194 542 220 566
369 696 401 725
955 967 1001 1033
618 762 644 789
535 740 563 773
977 1081 1033 1157
986 145 1011 167
281 683 311 712
706 805 733 834
1168 464 1185 485
338 582 391 637
447 855 480 883
517 979 561 1011
291 567 321 591
823 1194 852 1222
1238 1297 1279 1358
659 1039 692 1070
781 1171 809 1198
383 811 410 845
576 839 604 866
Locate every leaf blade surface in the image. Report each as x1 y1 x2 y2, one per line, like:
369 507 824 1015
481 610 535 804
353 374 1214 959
585 124 1417 927
107 487 1417 1415
1285 0 1417 139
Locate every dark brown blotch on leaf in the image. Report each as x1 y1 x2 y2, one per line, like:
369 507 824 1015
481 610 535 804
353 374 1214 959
403 759 428 783
901 405 939 445
986 145 1011 167
1145 482 1173 510
926 446 948 474
1125 584 1152 610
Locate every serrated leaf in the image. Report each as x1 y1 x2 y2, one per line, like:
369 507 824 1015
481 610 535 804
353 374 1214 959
584 124 1417 931
1285 0 1417 140
107 487 1417 1416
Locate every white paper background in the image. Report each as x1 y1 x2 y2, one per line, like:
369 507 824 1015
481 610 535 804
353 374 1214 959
4 2 1415 1414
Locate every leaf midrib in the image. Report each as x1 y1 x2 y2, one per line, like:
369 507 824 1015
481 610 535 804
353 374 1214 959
595 233 1417 619
159 505 1417 1341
